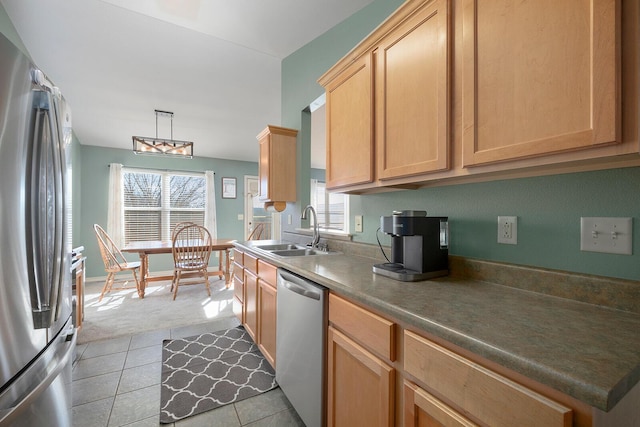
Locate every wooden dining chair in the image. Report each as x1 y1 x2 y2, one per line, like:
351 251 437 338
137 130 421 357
172 221 224 284
171 224 213 300
93 224 141 301
171 221 197 241
247 222 265 240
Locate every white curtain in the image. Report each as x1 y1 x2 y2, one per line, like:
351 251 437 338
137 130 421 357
107 163 124 246
204 170 217 239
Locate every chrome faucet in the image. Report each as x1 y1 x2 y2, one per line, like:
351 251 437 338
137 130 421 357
301 205 320 248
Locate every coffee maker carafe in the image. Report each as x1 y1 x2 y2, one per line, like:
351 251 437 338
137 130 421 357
373 210 449 281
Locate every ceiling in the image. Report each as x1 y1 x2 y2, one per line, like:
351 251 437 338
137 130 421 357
1 0 373 162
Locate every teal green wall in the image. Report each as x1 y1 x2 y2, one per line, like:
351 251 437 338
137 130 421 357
351 168 640 281
282 0 404 230
282 0 640 281
310 168 325 181
80 145 257 277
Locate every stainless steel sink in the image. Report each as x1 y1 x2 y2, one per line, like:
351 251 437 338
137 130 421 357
252 242 337 257
270 248 329 257
253 243 304 251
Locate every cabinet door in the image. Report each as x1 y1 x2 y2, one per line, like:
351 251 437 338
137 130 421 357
462 0 619 166
257 125 297 202
232 265 244 323
243 270 258 341
376 0 450 180
257 280 277 368
327 326 394 427
404 330 572 427
324 53 374 189
258 134 271 200
404 381 478 427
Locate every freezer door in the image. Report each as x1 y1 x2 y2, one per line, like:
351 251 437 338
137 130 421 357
47 93 73 341
0 32 49 389
28 88 64 329
0 318 76 426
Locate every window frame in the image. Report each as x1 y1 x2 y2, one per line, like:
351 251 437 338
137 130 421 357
310 178 350 235
122 167 207 244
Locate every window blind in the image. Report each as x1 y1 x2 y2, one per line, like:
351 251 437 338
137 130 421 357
123 169 206 244
310 179 348 233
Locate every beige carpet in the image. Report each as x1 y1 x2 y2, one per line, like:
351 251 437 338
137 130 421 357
78 276 235 344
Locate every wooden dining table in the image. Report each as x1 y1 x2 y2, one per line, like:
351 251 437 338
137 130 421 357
122 239 236 298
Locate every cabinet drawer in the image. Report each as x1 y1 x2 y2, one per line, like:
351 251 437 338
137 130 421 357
404 380 478 427
404 330 572 427
329 293 395 361
232 261 243 279
233 272 244 302
258 259 277 287
233 249 244 267
244 252 258 275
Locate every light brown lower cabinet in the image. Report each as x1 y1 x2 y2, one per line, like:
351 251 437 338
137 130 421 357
327 326 395 427
237 255 277 369
257 260 277 368
326 293 581 427
243 270 258 341
232 260 244 323
257 275 277 368
403 381 478 427
404 330 573 427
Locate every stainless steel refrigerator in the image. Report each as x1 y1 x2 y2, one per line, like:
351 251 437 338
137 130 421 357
0 32 76 426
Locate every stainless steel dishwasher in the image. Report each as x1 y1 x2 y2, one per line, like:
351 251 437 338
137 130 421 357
276 269 327 427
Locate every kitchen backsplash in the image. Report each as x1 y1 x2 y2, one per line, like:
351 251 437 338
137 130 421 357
283 230 640 314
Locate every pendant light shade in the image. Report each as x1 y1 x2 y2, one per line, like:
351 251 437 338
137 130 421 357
132 110 193 158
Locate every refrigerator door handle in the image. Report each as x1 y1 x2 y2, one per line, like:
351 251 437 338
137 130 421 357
51 94 65 322
27 88 63 329
0 327 76 425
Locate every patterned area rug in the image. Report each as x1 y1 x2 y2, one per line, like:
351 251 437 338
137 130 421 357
160 326 277 423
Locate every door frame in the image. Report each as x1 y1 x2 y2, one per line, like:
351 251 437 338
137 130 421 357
244 175 281 240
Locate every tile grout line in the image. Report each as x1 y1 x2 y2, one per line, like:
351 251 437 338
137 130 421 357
73 318 244 426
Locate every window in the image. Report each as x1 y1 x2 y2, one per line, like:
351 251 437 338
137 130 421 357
310 179 349 234
123 169 206 244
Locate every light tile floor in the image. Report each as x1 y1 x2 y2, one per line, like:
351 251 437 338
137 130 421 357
72 316 306 427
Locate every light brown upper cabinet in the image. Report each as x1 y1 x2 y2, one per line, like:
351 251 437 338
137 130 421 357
323 54 375 189
319 0 638 194
461 0 619 167
376 0 450 180
257 125 297 204
319 0 450 191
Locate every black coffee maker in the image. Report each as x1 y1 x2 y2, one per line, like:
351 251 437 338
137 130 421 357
373 210 449 281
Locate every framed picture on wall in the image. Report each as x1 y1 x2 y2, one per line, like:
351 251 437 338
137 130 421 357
222 177 237 199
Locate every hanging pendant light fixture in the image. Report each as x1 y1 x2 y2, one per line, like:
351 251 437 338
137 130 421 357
132 110 194 158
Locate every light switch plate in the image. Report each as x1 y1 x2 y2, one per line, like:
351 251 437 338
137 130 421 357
355 215 363 233
580 217 632 255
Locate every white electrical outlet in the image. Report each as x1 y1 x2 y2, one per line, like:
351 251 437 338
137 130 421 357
580 217 632 255
497 216 517 244
355 215 363 233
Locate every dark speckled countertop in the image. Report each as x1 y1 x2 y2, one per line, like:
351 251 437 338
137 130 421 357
235 240 640 412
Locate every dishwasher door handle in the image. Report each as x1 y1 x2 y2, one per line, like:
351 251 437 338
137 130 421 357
281 278 323 301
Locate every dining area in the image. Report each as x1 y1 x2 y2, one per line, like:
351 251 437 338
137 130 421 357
93 222 235 302
71 229 256 427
